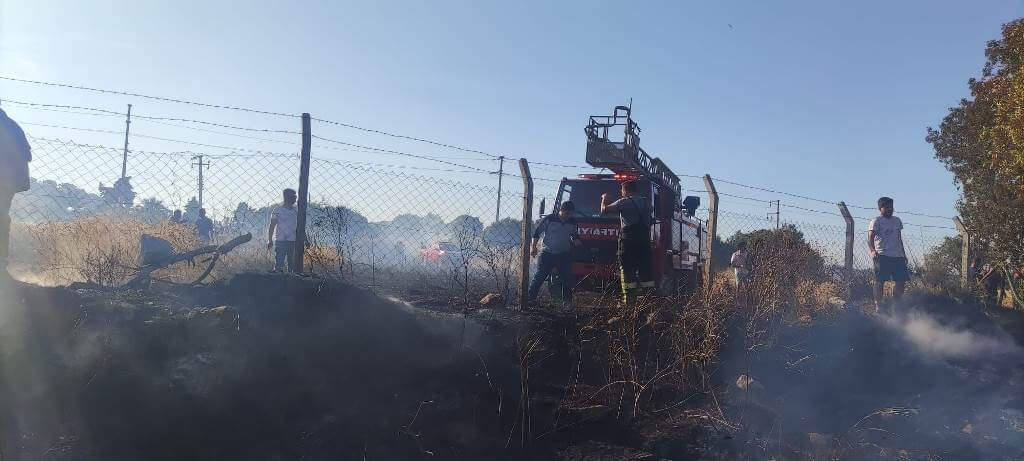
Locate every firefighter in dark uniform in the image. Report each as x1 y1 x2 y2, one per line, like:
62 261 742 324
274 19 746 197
601 180 654 304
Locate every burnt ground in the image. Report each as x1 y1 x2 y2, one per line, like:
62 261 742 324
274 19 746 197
1 275 1023 460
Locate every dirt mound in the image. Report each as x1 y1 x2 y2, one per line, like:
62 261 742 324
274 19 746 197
0 275 547 460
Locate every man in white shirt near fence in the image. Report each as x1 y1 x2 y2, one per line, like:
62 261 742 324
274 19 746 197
867 196 909 312
268 188 298 273
730 241 749 291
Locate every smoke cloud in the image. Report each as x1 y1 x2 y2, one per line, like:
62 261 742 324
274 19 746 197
882 310 1023 359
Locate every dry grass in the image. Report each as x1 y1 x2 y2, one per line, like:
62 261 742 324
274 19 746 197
556 272 742 424
11 217 208 286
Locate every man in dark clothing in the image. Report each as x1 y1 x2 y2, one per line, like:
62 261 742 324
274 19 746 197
527 201 580 307
601 180 654 304
195 208 214 246
0 108 31 284
979 264 1004 308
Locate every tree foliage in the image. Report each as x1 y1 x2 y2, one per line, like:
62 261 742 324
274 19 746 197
448 215 484 239
927 19 1024 267
484 218 521 248
98 177 136 207
920 236 964 286
712 225 825 277
183 197 201 223
135 198 171 224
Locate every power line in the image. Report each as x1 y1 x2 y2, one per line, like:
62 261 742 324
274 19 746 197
528 160 596 170
712 176 836 206
8 97 304 140
140 117 484 161
1 98 126 116
14 102 496 161
22 120 498 166
844 203 951 220
314 157 483 174
310 134 492 173
23 134 503 180
131 114 300 135
0 75 298 118
721 191 772 203
710 175 954 220
312 117 505 160
4 78 559 166
21 121 122 135
1 102 122 118
135 117 302 144
21 121 297 156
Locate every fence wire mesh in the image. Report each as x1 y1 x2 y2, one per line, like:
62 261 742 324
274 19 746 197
700 207 956 303
10 134 958 304
10 135 531 304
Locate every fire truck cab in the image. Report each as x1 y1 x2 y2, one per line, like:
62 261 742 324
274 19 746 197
551 105 704 296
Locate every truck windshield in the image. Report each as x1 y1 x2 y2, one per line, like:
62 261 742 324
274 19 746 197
562 180 625 217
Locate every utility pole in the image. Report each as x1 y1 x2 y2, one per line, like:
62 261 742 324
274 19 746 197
121 104 132 179
191 154 210 207
494 155 505 223
767 200 780 229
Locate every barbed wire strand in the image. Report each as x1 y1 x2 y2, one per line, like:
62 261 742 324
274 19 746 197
709 175 953 220
0 75 298 118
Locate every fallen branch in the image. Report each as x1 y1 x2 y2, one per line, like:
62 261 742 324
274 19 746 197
124 233 252 289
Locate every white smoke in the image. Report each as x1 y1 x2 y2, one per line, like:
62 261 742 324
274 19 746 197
883 311 1023 359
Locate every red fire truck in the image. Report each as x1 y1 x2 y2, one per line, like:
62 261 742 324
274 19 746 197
550 105 704 296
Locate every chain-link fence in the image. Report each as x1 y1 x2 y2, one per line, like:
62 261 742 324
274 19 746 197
10 134 960 306
699 207 956 304
9 135 531 304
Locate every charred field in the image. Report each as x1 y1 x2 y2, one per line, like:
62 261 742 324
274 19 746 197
1 274 1023 460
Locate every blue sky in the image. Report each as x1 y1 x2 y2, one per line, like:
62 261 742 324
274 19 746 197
1 0 1021 234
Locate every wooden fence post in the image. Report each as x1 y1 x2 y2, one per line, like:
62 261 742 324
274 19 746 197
294 113 312 274
518 159 534 309
703 175 718 293
838 201 854 300
953 216 970 290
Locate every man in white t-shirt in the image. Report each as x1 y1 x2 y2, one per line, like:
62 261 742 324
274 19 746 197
867 196 908 311
730 241 750 291
268 188 298 273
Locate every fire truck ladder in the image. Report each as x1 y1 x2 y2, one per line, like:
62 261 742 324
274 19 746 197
583 105 682 202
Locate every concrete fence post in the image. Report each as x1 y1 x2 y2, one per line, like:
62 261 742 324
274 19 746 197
702 175 718 293
838 202 854 300
294 113 312 274
518 159 534 310
953 217 970 290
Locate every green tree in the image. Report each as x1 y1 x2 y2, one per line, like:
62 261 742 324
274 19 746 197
448 215 484 239
920 236 965 287
135 197 171 224
484 218 521 248
98 177 136 207
711 234 737 272
927 19 1024 271
182 197 201 223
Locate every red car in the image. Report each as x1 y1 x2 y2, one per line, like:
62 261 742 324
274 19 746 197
420 242 470 266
